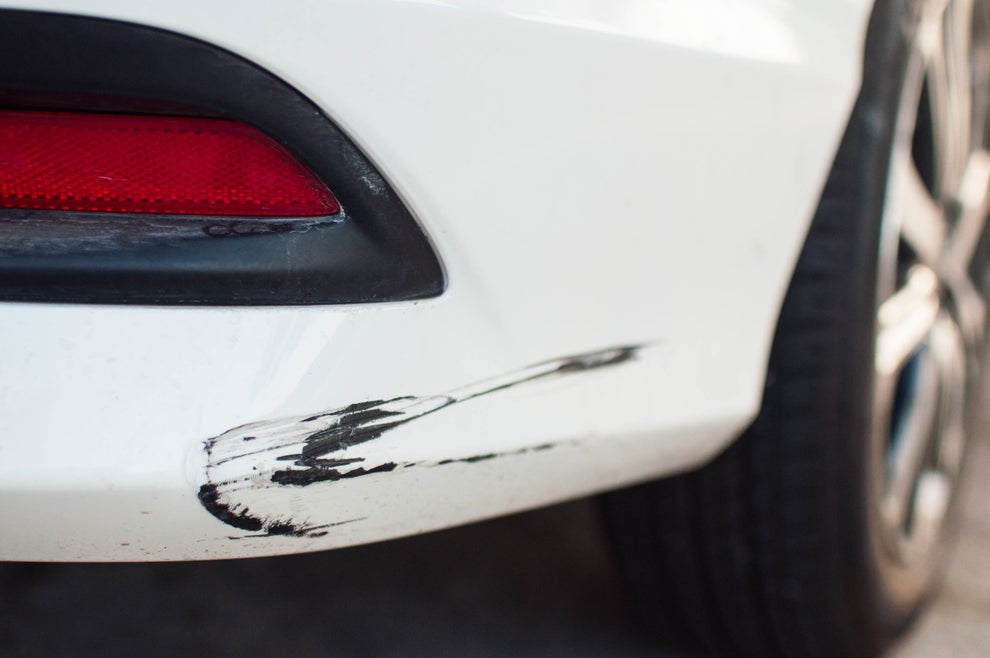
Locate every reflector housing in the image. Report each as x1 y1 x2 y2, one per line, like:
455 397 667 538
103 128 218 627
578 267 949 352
0 111 340 217
0 9 444 305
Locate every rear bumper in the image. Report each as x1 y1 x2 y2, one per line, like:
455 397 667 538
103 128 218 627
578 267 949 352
0 0 871 560
0 302 751 561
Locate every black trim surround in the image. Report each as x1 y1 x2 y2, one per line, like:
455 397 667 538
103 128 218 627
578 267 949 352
0 10 445 304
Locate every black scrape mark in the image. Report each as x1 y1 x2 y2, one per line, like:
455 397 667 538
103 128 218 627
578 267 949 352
227 517 366 541
275 455 365 467
272 344 642 486
456 453 497 463
198 482 364 538
435 443 554 467
437 454 495 465
197 483 264 533
271 462 398 486
301 418 407 460
301 399 390 423
200 344 644 536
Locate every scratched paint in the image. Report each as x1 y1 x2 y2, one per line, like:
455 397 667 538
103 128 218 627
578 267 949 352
198 344 643 537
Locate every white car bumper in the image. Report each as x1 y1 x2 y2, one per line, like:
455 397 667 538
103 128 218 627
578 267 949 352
0 0 871 560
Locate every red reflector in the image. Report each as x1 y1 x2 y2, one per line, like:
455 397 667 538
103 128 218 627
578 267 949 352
0 111 340 217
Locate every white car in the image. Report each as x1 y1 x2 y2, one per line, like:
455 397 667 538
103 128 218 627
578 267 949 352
0 0 986 654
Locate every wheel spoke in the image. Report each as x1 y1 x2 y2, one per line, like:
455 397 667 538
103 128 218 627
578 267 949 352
947 0 975 164
878 310 967 537
881 348 940 529
901 160 948 267
924 0 975 198
937 149 990 348
876 265 941 376
931 316 968 476
948 148 990 269
943 267 987 349
909 472 953 554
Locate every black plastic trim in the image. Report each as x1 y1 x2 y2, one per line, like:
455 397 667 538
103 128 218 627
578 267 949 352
0 10 445 305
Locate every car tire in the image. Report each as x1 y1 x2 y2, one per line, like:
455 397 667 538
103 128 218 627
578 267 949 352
602 0 990 655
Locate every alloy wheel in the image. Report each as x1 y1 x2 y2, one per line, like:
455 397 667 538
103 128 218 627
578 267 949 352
875 0 990 566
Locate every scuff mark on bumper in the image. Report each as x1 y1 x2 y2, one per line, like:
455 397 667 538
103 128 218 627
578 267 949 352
198 344 644 537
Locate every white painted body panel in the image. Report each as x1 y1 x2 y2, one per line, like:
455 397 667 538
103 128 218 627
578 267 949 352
0 0 872 560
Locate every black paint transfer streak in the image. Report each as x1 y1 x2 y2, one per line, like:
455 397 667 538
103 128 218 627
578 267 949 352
198 481 369 538
199 344 645 536
226 517 367 540
197 483 264 532
271 344 642 487
270 462 399 486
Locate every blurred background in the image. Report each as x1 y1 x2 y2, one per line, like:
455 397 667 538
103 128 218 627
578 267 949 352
0 432 986 656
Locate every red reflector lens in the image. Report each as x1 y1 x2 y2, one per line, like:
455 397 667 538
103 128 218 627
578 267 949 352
0 111 340 217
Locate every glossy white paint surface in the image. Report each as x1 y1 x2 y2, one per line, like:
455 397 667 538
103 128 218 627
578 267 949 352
0 0 872 560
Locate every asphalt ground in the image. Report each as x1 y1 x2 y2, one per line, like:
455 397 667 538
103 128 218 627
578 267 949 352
0 434 987 656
